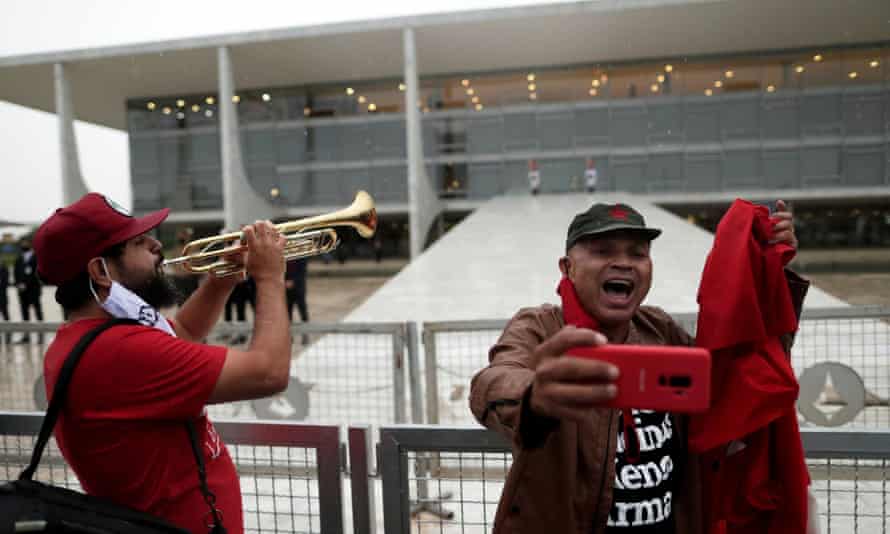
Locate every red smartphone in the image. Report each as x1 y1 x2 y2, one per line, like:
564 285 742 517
567 345 712 413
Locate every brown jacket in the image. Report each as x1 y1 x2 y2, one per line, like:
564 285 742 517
470 305 701 534
469 275 808 534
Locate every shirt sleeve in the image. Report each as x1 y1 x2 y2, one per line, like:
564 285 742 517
78 326 227 421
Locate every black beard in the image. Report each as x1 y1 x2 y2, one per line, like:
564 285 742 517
130 271 182 309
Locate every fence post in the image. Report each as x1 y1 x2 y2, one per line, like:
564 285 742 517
348 426 376 534
405 322 424 424
421 324 440 426
379 430 411 534
391 325 407 424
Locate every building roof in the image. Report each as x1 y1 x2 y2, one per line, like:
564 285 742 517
1 0 888 130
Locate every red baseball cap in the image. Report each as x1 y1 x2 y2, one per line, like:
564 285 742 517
33 193 169 285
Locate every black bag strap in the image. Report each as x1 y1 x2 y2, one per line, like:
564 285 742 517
186 421 226 534
20 318 138 481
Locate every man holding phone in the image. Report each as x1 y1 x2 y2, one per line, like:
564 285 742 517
469 201 805 534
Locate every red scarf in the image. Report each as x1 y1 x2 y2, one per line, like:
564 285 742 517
558 277 641 463
558 276 599 331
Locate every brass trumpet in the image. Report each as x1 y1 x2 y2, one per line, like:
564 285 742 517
164 190 377 278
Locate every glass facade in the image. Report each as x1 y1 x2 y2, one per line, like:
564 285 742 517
128 45 890 212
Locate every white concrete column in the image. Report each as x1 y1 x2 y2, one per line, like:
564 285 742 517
217 46 276 230
403 28 441 258
53 63 89 204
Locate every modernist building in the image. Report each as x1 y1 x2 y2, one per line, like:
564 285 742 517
1 0 889 255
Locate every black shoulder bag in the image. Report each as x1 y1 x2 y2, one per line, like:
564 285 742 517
0 318 227 533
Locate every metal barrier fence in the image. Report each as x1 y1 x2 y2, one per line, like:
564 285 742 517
422 306 890 428
379 425 890 534
5 305 890 429
0 412 346 534
2 412 890 533
0 321 420 427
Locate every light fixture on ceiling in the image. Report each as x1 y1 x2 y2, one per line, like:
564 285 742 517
869 59 880 68
475 103 483 111
162 106 172 115
813 54 823 62
461 79 470 87
146 101 156 111
204 109 213 117
471 96 479 104
205 96 215 105
714 80 723 88
262 93 271 102
725 70 735 78
358 95 367 104
664 64 674 73
589 88 598 96
368 103 377 112
466 88 475 96
591 79 600 88
176 99 185 108
176 111 185 119
650 83 659 93
656 74 665 83
270 187 280 198
795 65 805 74
346 87 355 95
848 71 858 79
191 104 200 112
232 95 241 103
399 83 407 91
303 106 311 116
704 89 713 96
529 92 537 100
528 83 536 91
527 73 535 82
766 85 776 93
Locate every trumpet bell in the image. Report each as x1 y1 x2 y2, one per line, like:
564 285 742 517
164 190 377 278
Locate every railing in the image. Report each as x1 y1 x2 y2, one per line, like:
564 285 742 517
3 306 890 429
3 416 890 532
0 321 420 428
0 412 346 534
378 425 890 534
422 306 890 427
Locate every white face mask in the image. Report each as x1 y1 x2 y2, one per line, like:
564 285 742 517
89 258 176 337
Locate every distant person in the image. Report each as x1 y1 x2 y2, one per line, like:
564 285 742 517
584 158 599 194
0 260 10 344
225 278 254 345
14 238 43 343
373 235 384 263
285 258 310 346
528 160 541 196
0 233 16 264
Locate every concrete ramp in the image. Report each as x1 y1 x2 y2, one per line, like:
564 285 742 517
347 192 844 323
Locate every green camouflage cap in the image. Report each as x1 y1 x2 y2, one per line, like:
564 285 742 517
565 203 662 251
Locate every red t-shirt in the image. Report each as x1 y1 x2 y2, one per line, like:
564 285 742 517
44 318 243 534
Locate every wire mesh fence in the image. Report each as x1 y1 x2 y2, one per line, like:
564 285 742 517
0 414 343 534
808 458 889 534
422 306 890 428
381 426 890 534
0 321 414 427
3 413 890 534
406 450 510 534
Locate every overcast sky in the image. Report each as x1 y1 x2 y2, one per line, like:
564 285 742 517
0 0 561 224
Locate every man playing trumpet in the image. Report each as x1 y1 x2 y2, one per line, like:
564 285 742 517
34 192 292 534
